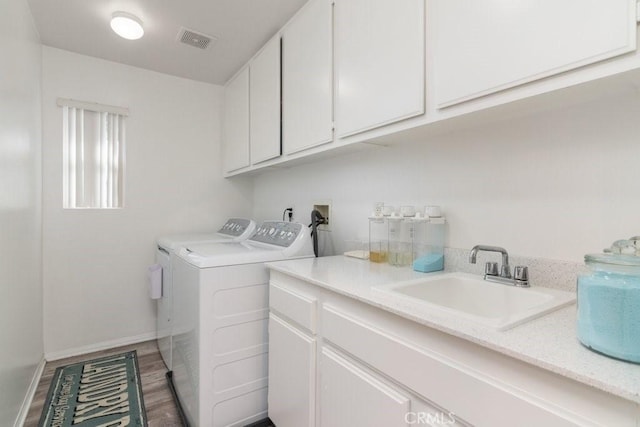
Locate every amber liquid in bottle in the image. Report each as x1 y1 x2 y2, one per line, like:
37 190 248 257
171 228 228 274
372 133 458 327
370 250 388 263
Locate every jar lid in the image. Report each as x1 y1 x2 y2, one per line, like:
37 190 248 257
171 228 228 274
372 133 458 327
585 253 640 275
585 253 640 265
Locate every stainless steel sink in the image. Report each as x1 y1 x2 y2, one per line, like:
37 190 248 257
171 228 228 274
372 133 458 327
376 273 576 330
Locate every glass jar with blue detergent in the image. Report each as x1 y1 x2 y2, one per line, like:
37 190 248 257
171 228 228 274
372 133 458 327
577 253 640 363
412 216 446 273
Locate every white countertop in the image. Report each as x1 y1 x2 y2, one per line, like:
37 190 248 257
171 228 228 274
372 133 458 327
267 255 640 404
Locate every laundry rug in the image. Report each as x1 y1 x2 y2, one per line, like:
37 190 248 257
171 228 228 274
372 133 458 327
38 351 147 427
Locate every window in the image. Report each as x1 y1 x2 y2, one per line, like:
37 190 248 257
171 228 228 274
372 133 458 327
58 98 127 209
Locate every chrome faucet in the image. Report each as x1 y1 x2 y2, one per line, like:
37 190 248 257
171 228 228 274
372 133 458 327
469 245 529 287
469 245 511 278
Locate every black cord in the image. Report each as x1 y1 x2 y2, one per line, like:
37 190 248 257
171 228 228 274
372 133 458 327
310 209 327 257
282 207 293 222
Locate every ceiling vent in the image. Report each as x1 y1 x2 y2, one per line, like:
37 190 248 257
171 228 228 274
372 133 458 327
177 27 216 50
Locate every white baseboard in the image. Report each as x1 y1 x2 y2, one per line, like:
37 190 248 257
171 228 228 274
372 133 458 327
14 356 46 427
45 331 157 362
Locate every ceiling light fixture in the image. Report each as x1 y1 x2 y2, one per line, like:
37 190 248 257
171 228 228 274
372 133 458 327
110 12 144 40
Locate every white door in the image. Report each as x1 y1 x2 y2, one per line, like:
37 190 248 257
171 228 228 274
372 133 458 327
433 0 638 108
250 35 281 164
335 0 425 138
282 0 333 155
223 67 250 172
320 347 411 427
268 314 316 427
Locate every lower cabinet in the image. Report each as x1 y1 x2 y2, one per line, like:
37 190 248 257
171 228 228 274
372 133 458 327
320 346 464 427
320 346 411 427
267 314 316 427
268 270 639 427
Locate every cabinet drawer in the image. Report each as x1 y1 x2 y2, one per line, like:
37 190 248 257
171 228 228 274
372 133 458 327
270 282 317 333
320 347 410 427
321 304 629 427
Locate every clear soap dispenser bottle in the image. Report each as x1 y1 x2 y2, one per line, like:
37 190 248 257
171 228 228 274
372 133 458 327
369 214 388 263
368 203 388 263
388 213 412 266
412 208 446 273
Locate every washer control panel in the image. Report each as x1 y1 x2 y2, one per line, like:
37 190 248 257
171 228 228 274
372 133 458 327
217 218 253 237
250 221 304 247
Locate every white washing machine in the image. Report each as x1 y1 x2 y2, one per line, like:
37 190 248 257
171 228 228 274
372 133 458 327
155 218 256 370
172 221 313 427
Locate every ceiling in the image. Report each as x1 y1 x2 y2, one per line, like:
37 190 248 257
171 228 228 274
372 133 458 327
27 0 308 85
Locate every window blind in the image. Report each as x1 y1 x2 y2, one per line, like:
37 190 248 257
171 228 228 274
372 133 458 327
58 98 127 209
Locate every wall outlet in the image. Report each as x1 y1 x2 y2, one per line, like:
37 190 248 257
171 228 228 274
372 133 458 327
313 201 331 231
282 205 296 222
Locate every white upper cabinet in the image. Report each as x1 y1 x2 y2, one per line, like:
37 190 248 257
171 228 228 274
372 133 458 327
434 0 638 108
282 0 334 155
223 67 250 172
250 36 281 165
335 0 425 138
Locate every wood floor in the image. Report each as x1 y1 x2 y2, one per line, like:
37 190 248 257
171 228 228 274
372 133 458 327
24 340 183 427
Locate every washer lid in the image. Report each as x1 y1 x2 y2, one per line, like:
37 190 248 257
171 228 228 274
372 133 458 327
186 241 278 256
157 232 226 250
178 241 297 268
157 218 256 250
176 221 314 268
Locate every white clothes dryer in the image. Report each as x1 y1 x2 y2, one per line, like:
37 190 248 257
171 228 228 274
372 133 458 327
155 218 256 370
171 221 313 427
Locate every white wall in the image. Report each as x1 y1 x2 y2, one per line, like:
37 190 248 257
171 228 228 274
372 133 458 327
0 0 43 424
42 47 253 357
251 87 640 263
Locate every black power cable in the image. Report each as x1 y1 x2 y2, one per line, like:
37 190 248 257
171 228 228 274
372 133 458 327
282 207 293 222
309 209 327 257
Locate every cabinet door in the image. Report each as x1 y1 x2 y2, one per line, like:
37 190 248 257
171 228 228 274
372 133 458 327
335 0 425 138
223 67 250 172
250 36 281 165
434 0 637 108
268 314 316 427
320 347 410 427
282 0 333 155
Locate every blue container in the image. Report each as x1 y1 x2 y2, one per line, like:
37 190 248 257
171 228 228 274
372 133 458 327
577 254 640 363
413 253 444 273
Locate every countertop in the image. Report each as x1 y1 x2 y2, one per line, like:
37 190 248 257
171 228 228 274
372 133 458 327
267 255 640 404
